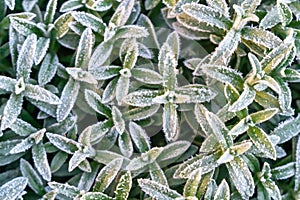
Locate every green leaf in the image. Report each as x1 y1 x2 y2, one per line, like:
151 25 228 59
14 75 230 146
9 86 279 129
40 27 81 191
145 0 160 10
295 136 300 191
50 151 68 173
214 179 230 200
10 118 37 136
24 84 61 105
93 158 123 192
48 182 80 198
38 53 58 86
277 2 292 26
124 89 163 107
0 76 16 93
54 12 74 38
129 121 151 153
206 0 229 17
57 78 80 122
205 111 233 150
1 93 23 131
0 140 21 155
173 21 211 40
46 132 79 154
254 91 280 110
60 0 83 12
201 65 244 90
34 37 50 65
163 102 179 142
85 0 113 12
89 41 113 70
112 25 149 41
150 162 169 186
118 130 133 158
16 34 37 82
123 104 160 121
248 126 276 160
32 142 51 181
109 0 135 27
115 171 132 200
75 28 95 70
276 77 293 116
0 177 28 200
44 0 57 25
80 192 113 200
175 84 216 103
137 14 160 49
250 108 278 124
182 3 232 31
66 68 97 84
72 11 106 35
283 68 300 82
20 158 44 195
138 178 183 199
10 18 40 36
228 84 256 112
271 114 300 144
272 162 295 180
89 65 121 80
226 157 254 199
84 89 111 117
241 27 282 49
111 106 125 134
183 168 202 197
116 75 130 105
131 68 163 84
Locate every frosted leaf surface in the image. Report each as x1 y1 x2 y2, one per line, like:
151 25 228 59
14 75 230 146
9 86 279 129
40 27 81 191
0 76 16 92
295 136 300 191
34 37 50 65
32 142 51 181
72 11 106 34
84 89 111 117
115 171 132 200
123 104 160 121
54 13 74 38
163 102 179 142
89 41 113 70
157 141 190 163
46 132 79 154
183 168 202 197
10 18 40 36
59 0 83 12
124 89 163 107
89 65 121 80
0 177 28 200
129 121 151 153
214 179 230 200
131 68 163 84
24 84 61 105
66 68 97 84
118 130 133 158
229 84 256 112
48 182 80 198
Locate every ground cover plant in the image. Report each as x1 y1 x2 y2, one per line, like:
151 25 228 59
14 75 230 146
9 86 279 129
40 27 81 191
0 0 299 199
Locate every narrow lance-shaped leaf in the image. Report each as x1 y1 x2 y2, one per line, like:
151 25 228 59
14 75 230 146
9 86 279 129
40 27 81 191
89 41 113 70
163 102 179 142
46 132 79 154
276 77 293 116
248 126 276 160
131 68 163 84
129 122 151 153
138 178 183 199
0 177 28 200
50 151 68 173
20 158 44 195
54 12 74 38
214 179 230 200
1 93 23 131
16 34 37 82
24 84 61 105
44 0 57 25
0 76 16 93
116 74 130 105
48 182 80 198
183 168 202 198
32 142 51 181
206 0 229 17
84 89 111 117
271 162 295 180
123 104 160 121
277 2 292 26
150 162 169 186
93 158 123 192
123 89 163 107
115 171 132 200
75 28 94 70
295 136 300 191
10 18 40 36
226 157 254 199
38 53 59 86
118 130 133 158
157 141 191 164
57 78 80 122
34 37 50 65
112 106 125 134
109 0 134 27
66 68 97 84
229 84 256 112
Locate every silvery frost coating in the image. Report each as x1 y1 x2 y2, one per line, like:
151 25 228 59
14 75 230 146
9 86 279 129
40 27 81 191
0 0 299 199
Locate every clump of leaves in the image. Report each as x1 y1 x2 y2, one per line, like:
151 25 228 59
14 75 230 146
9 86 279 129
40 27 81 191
0 0 299 200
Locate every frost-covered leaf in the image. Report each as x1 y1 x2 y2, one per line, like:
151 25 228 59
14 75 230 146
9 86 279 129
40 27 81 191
157 141 190 164
226 157 254 199
24 84 61 105
278 2 292 26
38 53 58 86
131 68 163 84
93 158 123 192
145 0 160 10
32 142 51 181
75 28 94 70
283 68 300 82
54 13 74 38
175 84 216 103
80 192 113 200
0 177 28 200
183 168 202 197
68 150 89 172
248 126 276 160
163 103 179 142
115 171 132 200
271 162 295 180
66 68 97 84
84 89 111 117
118 130 133 158
124 89 163 107
44 0 57 25
123 104 159 121
138 178 183 199
57 78 80 122
214 179 230 200
182 3 231 30
10 137 34 154
206 0 229 17
50 151 68 173
16 34 37 82
1 93 23 131
20 159 44 195
205 111 233 149
271 114 300 144
113 25 149 41
137 14 160 49
72 11 106 35
129 121 151 153
201 65 244 89
0 140 22 156
150 162 168 186
228 84 256 112
111 106 125 134
5 0 15 10
10 18 40 36
109 0 134 27
250 108 278 124
9 118 37 136
89 65 121 80
173 21 211 40
116 75 130 105
0 76 16 93
60 0 83 12
48 182 80 198
89 41 113 70
34 37 50 65
46 132 79 154
276 77 293 116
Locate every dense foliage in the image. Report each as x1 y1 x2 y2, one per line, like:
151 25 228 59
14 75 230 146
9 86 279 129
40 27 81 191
0 0 299 199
